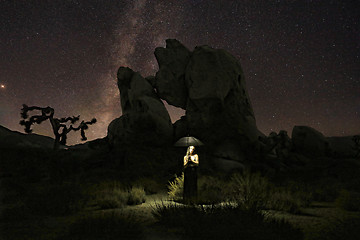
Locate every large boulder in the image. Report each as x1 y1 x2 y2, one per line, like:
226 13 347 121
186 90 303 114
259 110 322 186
154 39 190 109
184 45 259 144
154 40 261 145
173 116 189 141
292 126 330 157
327 136 358 158
107 67 173 147
110 39 264 172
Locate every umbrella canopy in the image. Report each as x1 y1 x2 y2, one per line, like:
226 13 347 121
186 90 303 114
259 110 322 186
174 136 204 147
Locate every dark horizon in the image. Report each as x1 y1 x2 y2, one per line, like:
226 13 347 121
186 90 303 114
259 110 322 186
0 0 358 145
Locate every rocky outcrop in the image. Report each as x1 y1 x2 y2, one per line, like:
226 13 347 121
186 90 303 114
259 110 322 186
184 45 259 144
154 39 190 109
154 39 260 146
0 125 54 149
107 67 173 147
327 136 358 158
109 39 262 171
292 126 330 157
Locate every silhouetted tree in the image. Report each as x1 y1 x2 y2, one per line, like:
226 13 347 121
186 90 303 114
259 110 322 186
19 104 96 149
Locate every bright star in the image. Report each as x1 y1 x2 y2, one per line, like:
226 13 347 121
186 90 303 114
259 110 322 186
0 84 5 89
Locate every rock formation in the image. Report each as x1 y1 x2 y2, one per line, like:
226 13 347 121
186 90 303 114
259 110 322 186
292 126 330 157
108 67 173 147
154 39 190 109
154 39 261 146
108 39 262 171
327 136 358 158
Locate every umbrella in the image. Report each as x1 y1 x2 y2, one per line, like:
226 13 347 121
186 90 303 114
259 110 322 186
174 136 204 147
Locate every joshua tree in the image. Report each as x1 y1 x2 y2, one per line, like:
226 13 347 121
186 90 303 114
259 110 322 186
19 104 96 149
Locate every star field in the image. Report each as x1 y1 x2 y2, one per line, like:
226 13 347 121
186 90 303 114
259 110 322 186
0 0 359 145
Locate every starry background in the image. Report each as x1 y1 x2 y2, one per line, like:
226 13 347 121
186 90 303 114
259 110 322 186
0 0 358 145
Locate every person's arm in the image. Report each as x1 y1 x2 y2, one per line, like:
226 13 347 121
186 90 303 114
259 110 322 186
184 155 188 166
192 154 199 165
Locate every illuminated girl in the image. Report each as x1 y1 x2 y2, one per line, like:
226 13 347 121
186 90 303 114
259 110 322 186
183 145 199 203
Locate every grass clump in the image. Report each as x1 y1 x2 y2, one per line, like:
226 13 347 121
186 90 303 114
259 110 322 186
93 181 146 208
168 173 184 202
96 191 128 209
127 186 146 205
230 170 271 210
198 175 228 204
267 189 302 214
335 189 360 211
152 204 303 240
59 211 144 240
92 181 128 209
168 174 230 204
133 177 163 195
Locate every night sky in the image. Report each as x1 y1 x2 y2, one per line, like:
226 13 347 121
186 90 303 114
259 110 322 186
0 0 359 145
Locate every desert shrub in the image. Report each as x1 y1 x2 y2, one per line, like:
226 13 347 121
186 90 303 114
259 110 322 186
25 182 87 216
127 186 146 205
198 175 230 204
335 190 360 211
310 180 340 202
133 177 163 195
91 181 128 209
267 189 302 214
168 173 184 201
168 174 231 204
284 181 313 207
58 211 144 240
97 193 127 210
153 204 303 240
92 181 145 208
230 170 271 210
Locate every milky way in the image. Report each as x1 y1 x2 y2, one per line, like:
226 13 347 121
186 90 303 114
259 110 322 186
0 0 358 145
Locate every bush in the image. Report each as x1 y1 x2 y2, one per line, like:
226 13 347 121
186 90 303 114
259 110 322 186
92 181 146 208
267 189 302 214
91 181 128 209
230 170 271 210
58 211 144 240
97 193 127 209
168 173 184 202
133 177 163 195
152 204 303 240
335 190 360 211
127 186 146 205
168 174 231 204
198 175 229 204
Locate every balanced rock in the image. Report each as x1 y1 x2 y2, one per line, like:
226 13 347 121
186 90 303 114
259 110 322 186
107 67 173 147
184 45 259 144
154 39 191 109
154 40 260 146
292 126 330 157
